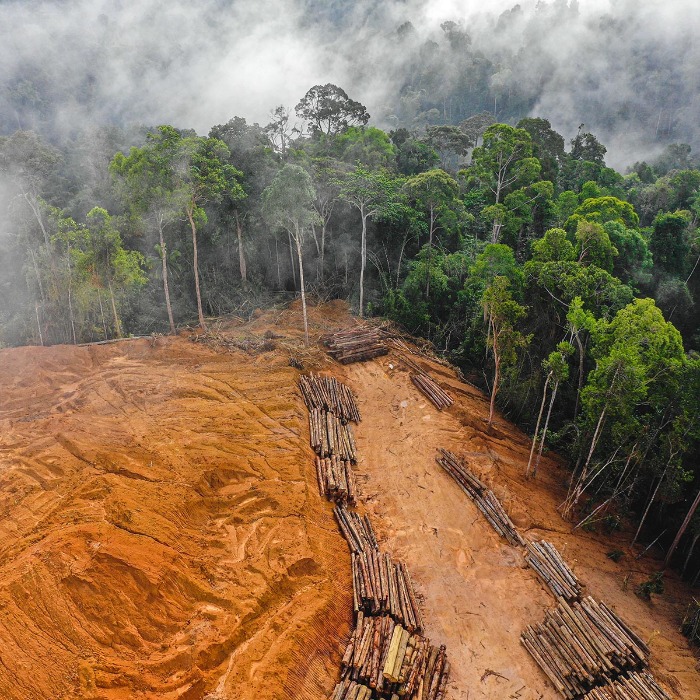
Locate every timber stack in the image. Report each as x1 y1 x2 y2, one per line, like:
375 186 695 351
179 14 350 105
580 671 670 700
316 455 357 505
326 326 388 364
333 613 450 699
299 372 361 423
410 373 453 410
298 370 451 699
309 407 357 461
525 541 582 602
335 504 379 554
521 596 650 699
436 449 525 547
352 550 424 633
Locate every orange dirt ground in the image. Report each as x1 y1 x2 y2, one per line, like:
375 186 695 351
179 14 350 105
0 301 697 699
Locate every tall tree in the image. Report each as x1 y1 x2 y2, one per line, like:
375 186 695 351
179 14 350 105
404 169 462 298
111 126 244 330
262 164 319 344
295 84 369 137
468 124 540 241
80 207 146 338
482 276 530 428
337 166 403 316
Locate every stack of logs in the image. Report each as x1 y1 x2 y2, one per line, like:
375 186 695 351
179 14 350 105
352 549 424 633
335 613 450 700
335 505 379 554
330 680 373 700
298 372 450 700
525 541 582 603
435 449 524 547
326 326 389 364
521 596 650 699
299 373 361 423
581 671 670 700
316 455 357 505
310 408 357 462
410 373 453 410
433 446 669 700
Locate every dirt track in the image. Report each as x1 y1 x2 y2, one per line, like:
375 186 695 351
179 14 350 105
0 301 697 699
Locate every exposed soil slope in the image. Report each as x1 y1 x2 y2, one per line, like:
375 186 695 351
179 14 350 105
0 301 697 699
0 312 350 699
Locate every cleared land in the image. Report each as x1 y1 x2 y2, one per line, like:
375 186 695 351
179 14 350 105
0 301 696 699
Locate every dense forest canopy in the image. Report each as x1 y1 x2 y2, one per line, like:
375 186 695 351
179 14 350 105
1 0 700 590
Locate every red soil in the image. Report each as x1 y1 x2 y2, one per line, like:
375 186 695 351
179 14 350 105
0 300 696 699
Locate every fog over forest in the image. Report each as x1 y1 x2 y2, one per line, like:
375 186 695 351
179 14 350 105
1 0 698 167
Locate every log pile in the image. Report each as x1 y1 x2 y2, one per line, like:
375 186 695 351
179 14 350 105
297 371 451 700
326 327 389 364
580 671 670 700
410 373 453 410
521 596 650 699
338 613 450 699
436 449 525 547
316 455 357 505
299 373 361 423
330 680 373 700
525 541 582 603
309 408 357 461
335 505 379 554
352 550 424 633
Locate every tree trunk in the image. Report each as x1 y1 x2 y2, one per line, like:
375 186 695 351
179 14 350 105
293 228 309 346
665 489 700 569
187 203 206 329
527 372 551 478
108 279 122 338
488 319 500 428
35 303 44 346
396 230 409 289
682 532 700 575
235 210 247 288
288 229 297 289
632 461 670 547
158 219 176 335
426 204 435 299
573 332 585 418
533 380 559 478
65 246 77 344
97 288 108 338
320 221 326 283
359 211 368 317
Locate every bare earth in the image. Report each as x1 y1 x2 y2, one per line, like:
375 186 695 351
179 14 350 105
0 301 697 699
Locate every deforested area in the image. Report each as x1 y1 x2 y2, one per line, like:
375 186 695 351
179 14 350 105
1 1 700 698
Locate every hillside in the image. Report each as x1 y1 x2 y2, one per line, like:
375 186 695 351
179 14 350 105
0 301 697 699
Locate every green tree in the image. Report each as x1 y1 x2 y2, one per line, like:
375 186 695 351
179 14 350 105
404 169 462 297
650 210 692 275
467 124 540 241
563 298 685 518
527 342 572 478
482 276 530 427
262 164 319 344
336 165 404 316
570 126 607 165
531 228 576 263
295 84 369 137
80 207 146 338
333 126 396 169
111 126 244 330
517 117 565 184
575 220 618 273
